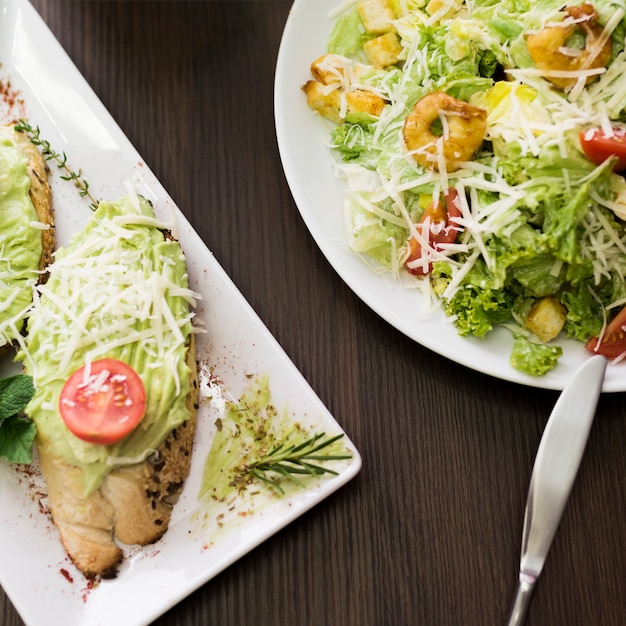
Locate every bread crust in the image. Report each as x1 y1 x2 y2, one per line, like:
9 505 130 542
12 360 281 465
37 334 199 579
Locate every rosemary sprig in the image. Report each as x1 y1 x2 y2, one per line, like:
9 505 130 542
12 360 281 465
14 118 99 211
244 432 352 495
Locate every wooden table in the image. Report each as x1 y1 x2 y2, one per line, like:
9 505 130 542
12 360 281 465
2 2 626 625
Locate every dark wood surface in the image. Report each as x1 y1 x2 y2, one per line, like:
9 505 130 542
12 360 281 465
2 2 626 625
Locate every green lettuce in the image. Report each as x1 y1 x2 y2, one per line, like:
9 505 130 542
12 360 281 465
434 262 515 337
346 197 408 267
510 334 563 376
314 0 626 377
327 6 370 57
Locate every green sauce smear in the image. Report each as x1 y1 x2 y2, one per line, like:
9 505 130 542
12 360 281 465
198 375 352 509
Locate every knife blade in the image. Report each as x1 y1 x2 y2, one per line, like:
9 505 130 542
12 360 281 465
506 354 607 626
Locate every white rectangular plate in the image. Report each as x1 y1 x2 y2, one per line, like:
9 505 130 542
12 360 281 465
0 1 362 625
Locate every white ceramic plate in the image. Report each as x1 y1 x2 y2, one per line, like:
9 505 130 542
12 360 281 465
0 1 361 625
274 0 624 392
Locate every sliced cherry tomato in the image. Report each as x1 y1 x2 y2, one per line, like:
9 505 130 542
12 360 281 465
579 126 626 172
406 188 463 276
585 306 626 359
59 358 147 445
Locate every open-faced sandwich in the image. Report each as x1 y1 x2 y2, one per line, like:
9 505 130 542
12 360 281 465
0 123 54 355
16 192 199 578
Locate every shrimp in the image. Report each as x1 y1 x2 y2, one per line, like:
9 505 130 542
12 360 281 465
402 92 487 171
526 4 612 90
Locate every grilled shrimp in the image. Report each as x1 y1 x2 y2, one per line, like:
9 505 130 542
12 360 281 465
402 92 487 171
526 4 612 90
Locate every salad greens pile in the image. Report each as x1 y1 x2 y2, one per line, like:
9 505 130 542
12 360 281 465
305 0 626 375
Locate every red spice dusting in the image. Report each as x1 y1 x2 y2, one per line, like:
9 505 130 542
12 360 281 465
81 579 98 604
0 78 25 121
15 463 51 518
0 79 17 106
59 568 74 584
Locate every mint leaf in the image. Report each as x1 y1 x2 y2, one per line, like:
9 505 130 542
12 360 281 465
0 375 34 420
0 415 36 464
0 375 35 463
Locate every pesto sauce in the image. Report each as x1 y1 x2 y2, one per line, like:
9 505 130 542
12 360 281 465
18 195 195 495
0 139 43 348
198 374 350 510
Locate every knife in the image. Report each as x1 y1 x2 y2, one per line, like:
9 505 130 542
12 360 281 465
506 354 607 626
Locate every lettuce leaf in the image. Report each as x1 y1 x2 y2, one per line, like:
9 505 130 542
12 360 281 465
510 334 563 376
327 6 370 57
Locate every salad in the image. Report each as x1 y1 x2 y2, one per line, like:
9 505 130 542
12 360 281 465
302 0 626 376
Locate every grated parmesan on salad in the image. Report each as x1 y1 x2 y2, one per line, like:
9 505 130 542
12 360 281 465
303 0 626 376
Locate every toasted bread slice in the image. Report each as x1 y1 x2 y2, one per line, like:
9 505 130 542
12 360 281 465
21 195 199 579
37 336 198 578
0 124 54 355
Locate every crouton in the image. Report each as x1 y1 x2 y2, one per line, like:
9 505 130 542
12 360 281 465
302 80 343 124
345 89 386 117
310 54 349 86
526 296 567 343
302 80 385 123
358 0 396 35
426 0 464 18
363 32 403 68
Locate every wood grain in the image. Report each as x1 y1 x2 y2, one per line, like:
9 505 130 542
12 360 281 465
2 2 626 625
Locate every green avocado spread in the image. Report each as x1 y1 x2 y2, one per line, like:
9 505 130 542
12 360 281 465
17 194 196 495
0 138 43 349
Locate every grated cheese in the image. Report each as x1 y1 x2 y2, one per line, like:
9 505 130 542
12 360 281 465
314 0 626 361
17 195 201 489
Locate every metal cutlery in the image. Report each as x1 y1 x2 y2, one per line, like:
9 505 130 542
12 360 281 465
506 354 607 625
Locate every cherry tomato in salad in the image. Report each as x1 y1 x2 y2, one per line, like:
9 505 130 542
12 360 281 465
406 188 463 276
59 358 147 445
579 126 626 172
585 306 626 359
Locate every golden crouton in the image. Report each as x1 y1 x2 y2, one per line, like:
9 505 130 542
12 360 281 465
345 90 386 117
426 0 463 18
302 80 385 123
302 80 343 124
526 296 567 343
358 0 396 35
363 32 403 68
310 54 349 86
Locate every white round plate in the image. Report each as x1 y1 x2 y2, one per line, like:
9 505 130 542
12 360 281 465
274 0 624 392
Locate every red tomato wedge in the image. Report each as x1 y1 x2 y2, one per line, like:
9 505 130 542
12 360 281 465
59 358 147 444
406 188 463 276
579 126 626 172
586 306 626 359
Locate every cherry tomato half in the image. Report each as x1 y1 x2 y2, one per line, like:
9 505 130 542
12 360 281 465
59 358 147 445
585 306 626 359
579 126 626 172
406 188 463 276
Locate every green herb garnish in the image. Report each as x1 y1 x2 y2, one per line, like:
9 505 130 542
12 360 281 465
14 118 99 211
0 374 35 464
245 432 352 495
198 375 353 504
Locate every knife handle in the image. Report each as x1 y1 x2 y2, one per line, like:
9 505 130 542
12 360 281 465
506 574 536 626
